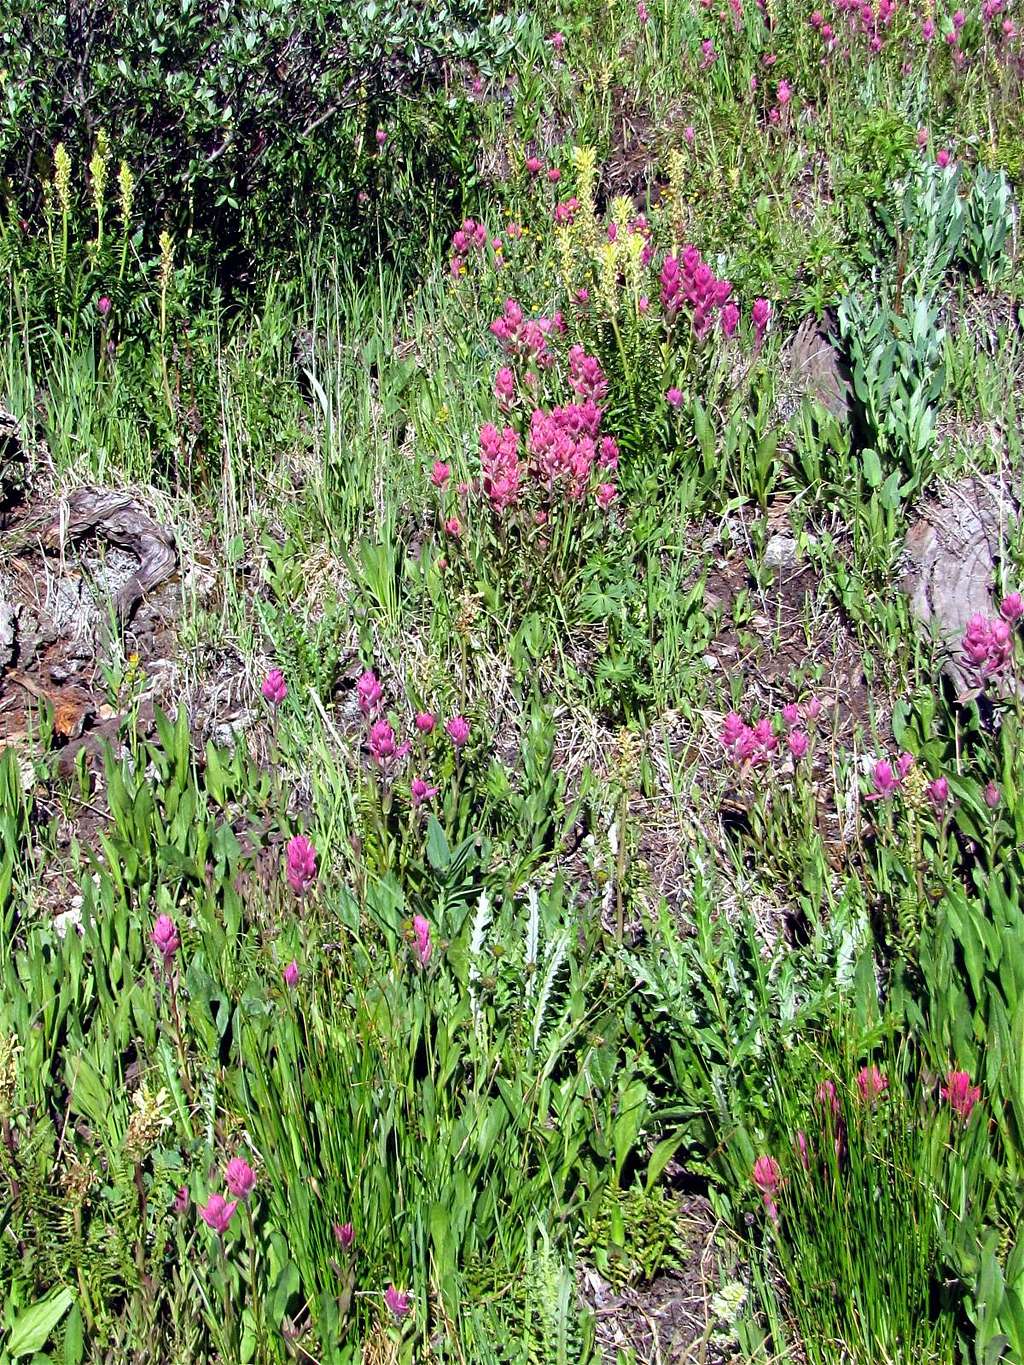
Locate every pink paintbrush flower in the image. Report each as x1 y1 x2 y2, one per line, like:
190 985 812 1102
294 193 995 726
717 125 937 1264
199 1192 238 1234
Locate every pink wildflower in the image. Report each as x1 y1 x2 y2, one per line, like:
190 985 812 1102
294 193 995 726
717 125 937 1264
857 1065 888 1104
444 516 462 538
283 959 300 988
752 1155 782 1220
286 835 317 896
495 367 516 408
357 670 383 714
446 716 470 748
385 1285 410 1318
781 703 800 727
151 914 180 963
752 717 776 748
870 760 900 799
962 613 1012 676
721 302 740 337
721 711 745 746
788 730 809 759
794 1131 810 1169
941 1069 981 1120
480 423 522 510
412 914 432 966
927 776 949 810
666 386 684 407
984 781 1001 809
431 461 451 489
368 719 403 766
262 668 287 706
936 148 951 168
97 295 111 317
777 79 792 105
816 1079 840 1116
225 1157 256 1199
199 1193 238 1234
547 167 561 183
752 298 771 344
411 776 439 807
525 155 543 176
596 483 617 510
172 1186 190 1214
375 128 386 147
1000 592 1023 622
415 712 436 733
684 125 695 146
334 1221 355 1249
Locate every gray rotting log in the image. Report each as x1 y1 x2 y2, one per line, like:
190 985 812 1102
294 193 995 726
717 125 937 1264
41 488 178 625
903 475 1019 697
784 315 853 423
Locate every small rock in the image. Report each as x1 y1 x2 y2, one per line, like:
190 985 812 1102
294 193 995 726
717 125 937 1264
0 595 15 671
764 534 799 568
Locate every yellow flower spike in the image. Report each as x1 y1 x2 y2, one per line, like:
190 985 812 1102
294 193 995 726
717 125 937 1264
90 131 109 245
159 230 174 290
666 148 687 244
54 143 72 217
597 240 619 317
624 231 645 298
117 161 135 228
555 224 575 296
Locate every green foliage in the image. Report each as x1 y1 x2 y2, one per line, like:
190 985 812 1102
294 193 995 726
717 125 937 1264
1 0 1023 1359
0 0 526 268
839 288 946 500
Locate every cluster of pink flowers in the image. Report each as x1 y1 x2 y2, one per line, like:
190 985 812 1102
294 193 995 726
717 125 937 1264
982 0 1016 36
449 217 489 278
832 0 898 50
809 8 838 48
659 247 734 337
867 751 916 799
720 697 821 766
199 1155 256 1235
756 1065 981 1221
962 612 1014 677
554 196 580 226
471 322 620 513
490 298 565 371
355 669 456 801
528 398 619 503
568 345 608 402
480 423 522 510
868 759 987 815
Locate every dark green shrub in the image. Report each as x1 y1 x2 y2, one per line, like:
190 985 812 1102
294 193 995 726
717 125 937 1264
0 0 525 271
